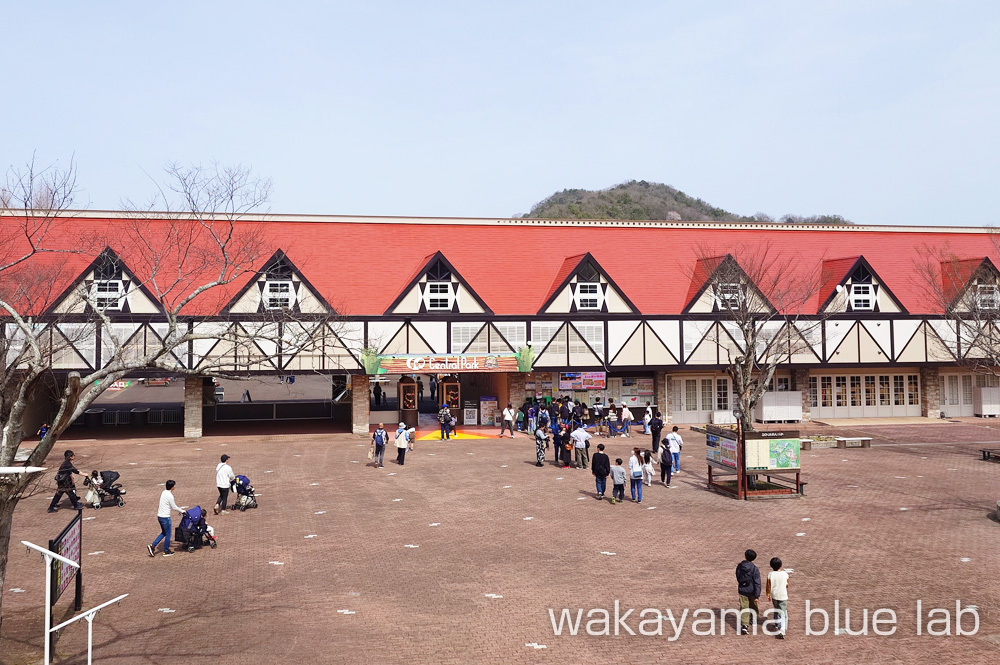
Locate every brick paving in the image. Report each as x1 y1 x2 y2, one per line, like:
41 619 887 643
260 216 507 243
2 425 1000 664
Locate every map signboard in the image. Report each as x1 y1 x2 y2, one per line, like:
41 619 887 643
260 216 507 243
745 431 800 471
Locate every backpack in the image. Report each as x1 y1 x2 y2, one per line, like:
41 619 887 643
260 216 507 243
373 429 387 446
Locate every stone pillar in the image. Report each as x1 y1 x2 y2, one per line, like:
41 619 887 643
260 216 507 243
508 372 527 408
791 368 812 422
183 375 203 438
920 367 941 419
351 374 371 435
654 371 671 423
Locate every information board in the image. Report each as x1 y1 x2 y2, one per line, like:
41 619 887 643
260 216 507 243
479 397 498 426
559 372 607 390
746 436 801 471
706 431 738 468
50 512 81 606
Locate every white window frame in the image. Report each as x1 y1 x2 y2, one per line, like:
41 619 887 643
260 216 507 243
850 283 873 311
92 280 125 311
424 281 455 311
263 279 296 310
976 284 999 310
714 283 743 311
573 282 603 310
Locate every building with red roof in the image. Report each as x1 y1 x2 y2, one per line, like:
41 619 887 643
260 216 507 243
3 210 999 436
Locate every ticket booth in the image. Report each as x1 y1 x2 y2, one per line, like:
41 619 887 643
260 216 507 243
439 375 460 416
398 375 418 429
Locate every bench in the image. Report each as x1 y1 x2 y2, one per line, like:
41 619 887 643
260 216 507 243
800 438 813 451
836 436 872 449
145 378 170 387
980 448 1000 461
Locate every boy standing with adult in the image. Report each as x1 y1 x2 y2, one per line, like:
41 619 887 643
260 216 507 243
766 557 790 639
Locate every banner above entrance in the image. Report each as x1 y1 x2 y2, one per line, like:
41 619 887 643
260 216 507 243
376 353 521 374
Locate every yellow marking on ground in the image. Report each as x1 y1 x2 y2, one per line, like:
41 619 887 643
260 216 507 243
415 431 492 441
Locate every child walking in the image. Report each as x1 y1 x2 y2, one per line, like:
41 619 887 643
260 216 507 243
609 458 627 505
642 450 655 486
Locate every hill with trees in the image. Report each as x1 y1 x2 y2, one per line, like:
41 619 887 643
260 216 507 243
521 180 851 225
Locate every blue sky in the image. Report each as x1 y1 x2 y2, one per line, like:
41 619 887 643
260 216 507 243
3 1 998 225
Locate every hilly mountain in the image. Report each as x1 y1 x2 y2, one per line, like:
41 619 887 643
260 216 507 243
521 180 851 225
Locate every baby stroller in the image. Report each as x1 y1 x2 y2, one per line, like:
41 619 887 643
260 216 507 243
175 506 217 553
82 470 126 509
231 475 258 511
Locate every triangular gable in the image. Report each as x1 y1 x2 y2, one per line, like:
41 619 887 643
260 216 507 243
682 254 775 314
818 256 907 314
609 322 678 366
538 252 638 315
941 257 999 313
49 247 163 316
226 250 332 315
385 251 492 315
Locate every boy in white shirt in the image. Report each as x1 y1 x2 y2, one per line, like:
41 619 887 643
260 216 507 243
766 556 790 638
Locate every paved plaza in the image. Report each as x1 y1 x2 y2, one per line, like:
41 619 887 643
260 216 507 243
2 421 1000 664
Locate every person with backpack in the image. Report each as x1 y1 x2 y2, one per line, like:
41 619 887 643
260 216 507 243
666 426 684 472
649 411 664 453
737 549 762 635
48 450 83 513
371 423 388 468
659 440 673 487
395 423 410 465
437 404 452 440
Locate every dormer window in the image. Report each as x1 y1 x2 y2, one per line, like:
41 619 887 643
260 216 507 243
850 283 873 311
92 280 124 311
574 282 602 310
424 281 455 310
263 280 295 310
977 284 999 310
714 283 743 310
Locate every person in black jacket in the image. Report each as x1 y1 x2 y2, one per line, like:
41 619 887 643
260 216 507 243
736 549 762 634
649 411 664 453
590 443 611 500
48 450 83 512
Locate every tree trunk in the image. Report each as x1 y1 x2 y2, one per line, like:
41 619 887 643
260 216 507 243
0 485 22 636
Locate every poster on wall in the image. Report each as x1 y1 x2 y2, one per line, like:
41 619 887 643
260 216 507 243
620 378 638 395
463 408 478 425
559 372 607 390
706 430 738 468
479 397 498 426
637 378 654 396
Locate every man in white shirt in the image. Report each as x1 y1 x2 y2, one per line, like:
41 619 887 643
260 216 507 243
148 480 184 557
766 556 790 638
570 424 591 469
500 403 516 438
666 426 683 472
214 454 236 515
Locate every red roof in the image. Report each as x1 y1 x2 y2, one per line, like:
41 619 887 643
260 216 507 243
3 214 999 317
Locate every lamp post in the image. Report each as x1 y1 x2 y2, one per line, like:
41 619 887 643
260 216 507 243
732 407 744 500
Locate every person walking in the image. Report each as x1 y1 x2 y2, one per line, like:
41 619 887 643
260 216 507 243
659 441 673 487
559 426 573 468
48 450 83 513
643 402 653 434
36 422 50 441
642 450 655 487
417 378 424 402
609 458 627 505
620 404 634 437
371 423 389 468
527 403 537 434
533 426 547 467
649 411 664 453
438 404 452 440
571 424 591 469
736 549 762 635
395 423 410 465
429 375 437 403
148 479 184 557
628 448 644 503
666 426 683 473
214 454 235 515
500 403 516 438
591 443 610 500
373 382 382 408
766 557 790 639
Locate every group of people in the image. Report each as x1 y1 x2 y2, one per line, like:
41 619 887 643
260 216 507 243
370 422 416 466
509 396 662 439
531 416 685 504
736 549 790 638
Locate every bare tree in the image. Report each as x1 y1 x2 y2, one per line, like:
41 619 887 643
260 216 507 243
914 241 1000 377
0 161 348 628
687 242 824 497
